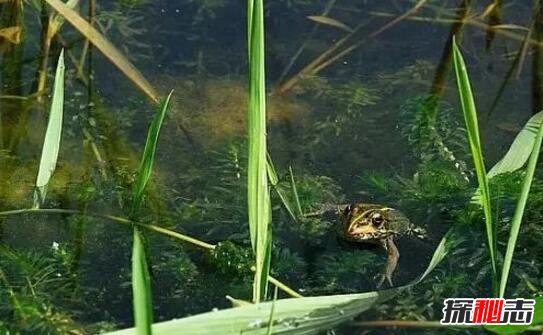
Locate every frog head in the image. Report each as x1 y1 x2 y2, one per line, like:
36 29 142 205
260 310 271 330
341 204 409 243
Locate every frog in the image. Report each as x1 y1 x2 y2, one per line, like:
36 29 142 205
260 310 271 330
307 203 419 287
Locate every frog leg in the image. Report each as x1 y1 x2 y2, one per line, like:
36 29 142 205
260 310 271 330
377 236 399 287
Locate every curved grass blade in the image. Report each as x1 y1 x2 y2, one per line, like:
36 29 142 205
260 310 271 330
472 111 543 204
488 111 543 179
131 91 173 335
247 0 271 303
132 91 173 214
499 114 543 297
34 50 65 209
452 38 498 295
44 0 160 103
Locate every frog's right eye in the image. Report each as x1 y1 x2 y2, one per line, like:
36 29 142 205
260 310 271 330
370 212 384 227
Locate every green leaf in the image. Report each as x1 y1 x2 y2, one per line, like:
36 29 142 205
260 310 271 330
34 50 65 209
131 91 173 335
131 91 173 214
247 0 271 303
487 112 543 179
472 111 543 204
499 113 543 297
452 38 498 295
288 166 303 219
133 228 153 335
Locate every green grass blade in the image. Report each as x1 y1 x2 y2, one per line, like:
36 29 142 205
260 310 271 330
34 50 65 209
472 111 543 204
452 38 498 295
132 91 173 214
133 228 153 335
131 91 173 335
288 166 303 218
247 0 271 303
499 114 543 297
487 111 543 179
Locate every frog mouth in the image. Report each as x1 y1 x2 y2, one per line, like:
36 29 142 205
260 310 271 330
346 230 394 241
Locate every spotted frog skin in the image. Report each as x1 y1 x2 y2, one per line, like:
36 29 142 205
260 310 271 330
307 203 414 287
339 203 412 287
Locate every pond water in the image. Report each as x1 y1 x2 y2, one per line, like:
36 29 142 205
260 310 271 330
1 0 542 334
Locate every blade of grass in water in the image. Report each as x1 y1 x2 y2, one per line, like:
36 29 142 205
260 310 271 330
266 154 298 222
288 166 303 218
131 91 173 335
452 38 498 295
34 50 65 208
132 228 153 335
247 0 271 303
499 114 543 297
472 112 543 204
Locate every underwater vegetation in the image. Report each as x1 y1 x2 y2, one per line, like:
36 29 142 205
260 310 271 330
1 0 543 334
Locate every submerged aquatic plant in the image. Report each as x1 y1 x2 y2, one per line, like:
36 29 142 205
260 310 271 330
400 95 470 182
0 245 85 334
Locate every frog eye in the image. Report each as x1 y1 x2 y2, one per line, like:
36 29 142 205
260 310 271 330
370 212 384 226
343 204 352 216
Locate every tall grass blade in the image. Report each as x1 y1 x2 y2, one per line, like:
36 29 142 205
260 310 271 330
452 38 498 295
34 50 65 209
499 114 543 297
132 229 153 335
132 91 173 213
131 91 173 335
247 0 272 303
44 0 160 103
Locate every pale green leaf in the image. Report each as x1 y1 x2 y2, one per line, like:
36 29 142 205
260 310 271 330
488 112 543 179
499 113 543 297
34 50 65 208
